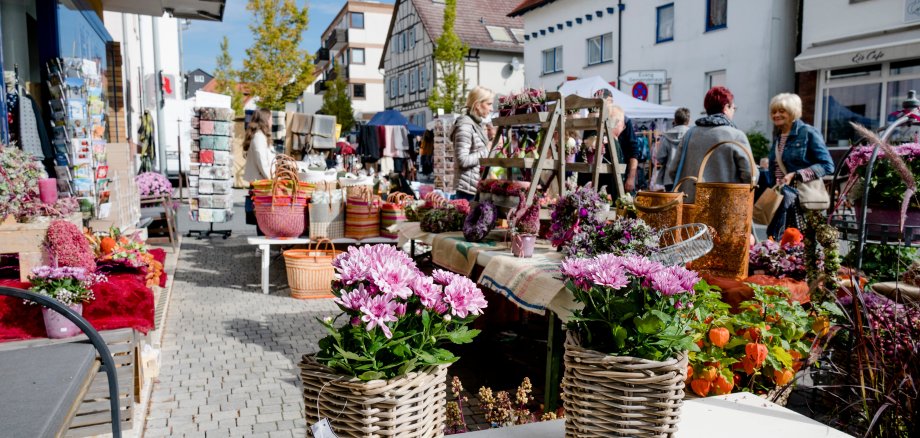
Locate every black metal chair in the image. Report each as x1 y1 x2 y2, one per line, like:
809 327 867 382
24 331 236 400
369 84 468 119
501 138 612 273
0 286 121 437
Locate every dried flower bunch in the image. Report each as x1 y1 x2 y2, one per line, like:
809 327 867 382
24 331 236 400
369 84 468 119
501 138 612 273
509 192 540 235
317 245 487 380
28 265 105 306
562 253 703 360
421 204 467 233
0 146 44 220
135 172 173 197
549 185 603 248
564 216 659 259
463 201 497 242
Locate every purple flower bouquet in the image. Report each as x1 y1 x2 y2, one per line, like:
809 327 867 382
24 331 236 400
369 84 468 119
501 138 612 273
28 265 105 306
135 172 174 197
316 245 488 380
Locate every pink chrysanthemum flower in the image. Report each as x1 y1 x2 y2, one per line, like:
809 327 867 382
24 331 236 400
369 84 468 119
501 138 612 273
371 261 416 299
621 255 664 278
335 285 370 311
359 294 400 339
443 280 488 318
650 268 686 296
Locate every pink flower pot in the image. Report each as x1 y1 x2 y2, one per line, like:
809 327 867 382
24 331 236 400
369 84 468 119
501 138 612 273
42 304 83 339
39 178 58 204
512 234 536 258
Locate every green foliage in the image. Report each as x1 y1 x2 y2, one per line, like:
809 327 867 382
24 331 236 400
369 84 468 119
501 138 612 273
746 130 770 161
842 244 919 283
427 0 468 114
239 0 314 111
318 63 355 132
317 310 480 381
212 36 244 116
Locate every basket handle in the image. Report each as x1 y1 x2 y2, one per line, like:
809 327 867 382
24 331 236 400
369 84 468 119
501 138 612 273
672 176 697 193
310 238 336 256
696 140 758 190
270 172 301 210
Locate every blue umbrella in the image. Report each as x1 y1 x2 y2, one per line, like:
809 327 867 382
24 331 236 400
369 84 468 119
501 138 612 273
367 110 425 135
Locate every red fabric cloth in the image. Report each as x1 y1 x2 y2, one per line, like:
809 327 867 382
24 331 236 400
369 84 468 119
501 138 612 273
0 271 155 343
149 248 169 287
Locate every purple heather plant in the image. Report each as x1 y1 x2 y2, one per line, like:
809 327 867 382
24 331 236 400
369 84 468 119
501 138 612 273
562 253 704 361
549 185 603 248
45 219 96 272
564 216 660 259
0 145 47 220
509 192 540 235
463 201 497 242
318 245 488 380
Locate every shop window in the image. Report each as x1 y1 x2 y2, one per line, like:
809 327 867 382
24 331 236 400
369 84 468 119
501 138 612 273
828 64 881 81
542 46 563 74
887 78 920 120
891 59 920 76
353 83 366 99
351 12 364 29
705 69 726 89
586 33 613 66
706 0 727 32
657 4 674 43
822 83 881 146
351 48 365 65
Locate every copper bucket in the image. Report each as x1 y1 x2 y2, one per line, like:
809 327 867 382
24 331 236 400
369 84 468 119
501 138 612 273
688 141 757 280
674 177 698 225
635 191 683 230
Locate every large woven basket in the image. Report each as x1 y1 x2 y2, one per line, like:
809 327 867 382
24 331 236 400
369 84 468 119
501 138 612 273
688 141 757 280
283 239 337 299
635 191 683 230
299 355 448 438
562 332 687 438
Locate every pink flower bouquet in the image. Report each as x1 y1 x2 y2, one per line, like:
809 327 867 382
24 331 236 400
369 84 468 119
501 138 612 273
317 245 488 380
135 172 174 197
28 266 105 306
562 253 705 360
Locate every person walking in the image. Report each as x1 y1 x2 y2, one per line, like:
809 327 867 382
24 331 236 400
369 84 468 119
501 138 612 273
658 107 691 191
669 86 756 203
452 86 494 201
243 108 274 235
766 93 834 239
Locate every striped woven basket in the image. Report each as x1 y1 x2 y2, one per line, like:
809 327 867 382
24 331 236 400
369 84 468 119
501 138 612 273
345 187 381 240
380 193 413 238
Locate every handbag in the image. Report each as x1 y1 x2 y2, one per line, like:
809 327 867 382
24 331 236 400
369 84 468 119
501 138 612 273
753 185 783 225
777 157 830 211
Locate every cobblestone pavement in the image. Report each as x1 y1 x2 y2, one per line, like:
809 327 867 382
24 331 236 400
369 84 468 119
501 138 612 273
144 230 339 438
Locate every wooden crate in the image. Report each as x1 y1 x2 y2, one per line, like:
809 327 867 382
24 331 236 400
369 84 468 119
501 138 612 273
0 328 138 437
0 213 82 282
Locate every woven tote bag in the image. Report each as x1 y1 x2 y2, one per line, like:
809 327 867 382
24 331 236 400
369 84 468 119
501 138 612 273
283 239 338 299
380 193 413 238
308 201 345 240
345 187 381 239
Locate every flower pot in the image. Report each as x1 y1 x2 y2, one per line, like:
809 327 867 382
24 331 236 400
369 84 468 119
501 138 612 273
511 233 536 258
563 332 687 437
299 355 448 437
42 304 83 339
854 205 920 242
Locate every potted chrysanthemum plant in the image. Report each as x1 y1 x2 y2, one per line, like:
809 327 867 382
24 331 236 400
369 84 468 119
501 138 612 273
560 254 704 437
302 244 487 437
28 266 105 338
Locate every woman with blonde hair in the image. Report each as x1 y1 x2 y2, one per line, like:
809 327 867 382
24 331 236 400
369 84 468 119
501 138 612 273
765 92 834 238
452 86 494 201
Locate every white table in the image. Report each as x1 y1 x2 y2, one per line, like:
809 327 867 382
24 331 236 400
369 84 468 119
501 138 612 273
246 236 398 294
458 393 853 437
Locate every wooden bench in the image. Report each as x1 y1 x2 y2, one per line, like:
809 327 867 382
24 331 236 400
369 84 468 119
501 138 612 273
0 287 129 438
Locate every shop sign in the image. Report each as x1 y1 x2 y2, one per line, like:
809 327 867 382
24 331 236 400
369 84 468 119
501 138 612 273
907 0 920 23
619 70 667 85
160 73 177 100
851 49 885 65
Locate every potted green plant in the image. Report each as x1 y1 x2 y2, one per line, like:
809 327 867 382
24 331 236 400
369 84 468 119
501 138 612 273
560 254 703 437
304 245 487 436
28 266 104 339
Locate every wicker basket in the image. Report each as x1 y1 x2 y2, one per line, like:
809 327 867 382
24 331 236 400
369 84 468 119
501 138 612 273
635 191 683 230
299 355 448 438
674 177 699 225
283 239 337 299
688 141 756 280
562 332 687 438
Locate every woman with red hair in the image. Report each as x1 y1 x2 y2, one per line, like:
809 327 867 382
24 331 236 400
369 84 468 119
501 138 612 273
668 86 757 203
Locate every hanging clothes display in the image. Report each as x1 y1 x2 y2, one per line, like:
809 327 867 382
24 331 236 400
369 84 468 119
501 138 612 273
285 113 313 156
138 110 156 172
311 114 337 149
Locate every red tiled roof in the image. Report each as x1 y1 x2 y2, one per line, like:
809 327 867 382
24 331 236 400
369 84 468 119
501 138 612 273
508 0 557 17
412 0 524 52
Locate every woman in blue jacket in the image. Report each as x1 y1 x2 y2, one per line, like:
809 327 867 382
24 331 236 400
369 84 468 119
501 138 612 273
767 93 835 239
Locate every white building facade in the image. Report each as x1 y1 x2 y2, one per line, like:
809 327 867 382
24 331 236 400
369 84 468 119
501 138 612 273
514 0 798 133
314 1 394 122
381 0 527 127
795 0 920 146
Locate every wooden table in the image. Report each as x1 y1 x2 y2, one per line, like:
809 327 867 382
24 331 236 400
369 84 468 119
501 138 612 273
246 236 398 295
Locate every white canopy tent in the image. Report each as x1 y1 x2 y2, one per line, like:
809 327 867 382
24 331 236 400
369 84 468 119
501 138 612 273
558 76 679 119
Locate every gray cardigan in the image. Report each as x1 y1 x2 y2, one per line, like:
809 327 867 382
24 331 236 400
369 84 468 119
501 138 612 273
668 124 757 203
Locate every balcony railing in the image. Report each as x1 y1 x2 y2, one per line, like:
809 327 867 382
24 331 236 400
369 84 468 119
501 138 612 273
324 28 347 51
314 48 330 66
314 80 328 94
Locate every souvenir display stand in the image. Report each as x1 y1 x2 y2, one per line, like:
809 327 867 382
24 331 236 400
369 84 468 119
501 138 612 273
187 107 234 239
480 92 627 214
432 115 458 192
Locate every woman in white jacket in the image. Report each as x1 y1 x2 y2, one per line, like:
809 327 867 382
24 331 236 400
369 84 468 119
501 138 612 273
243 108 274 235
452 86 494 201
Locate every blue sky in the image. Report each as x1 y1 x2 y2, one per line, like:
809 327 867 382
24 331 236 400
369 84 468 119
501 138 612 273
182 0 394 74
